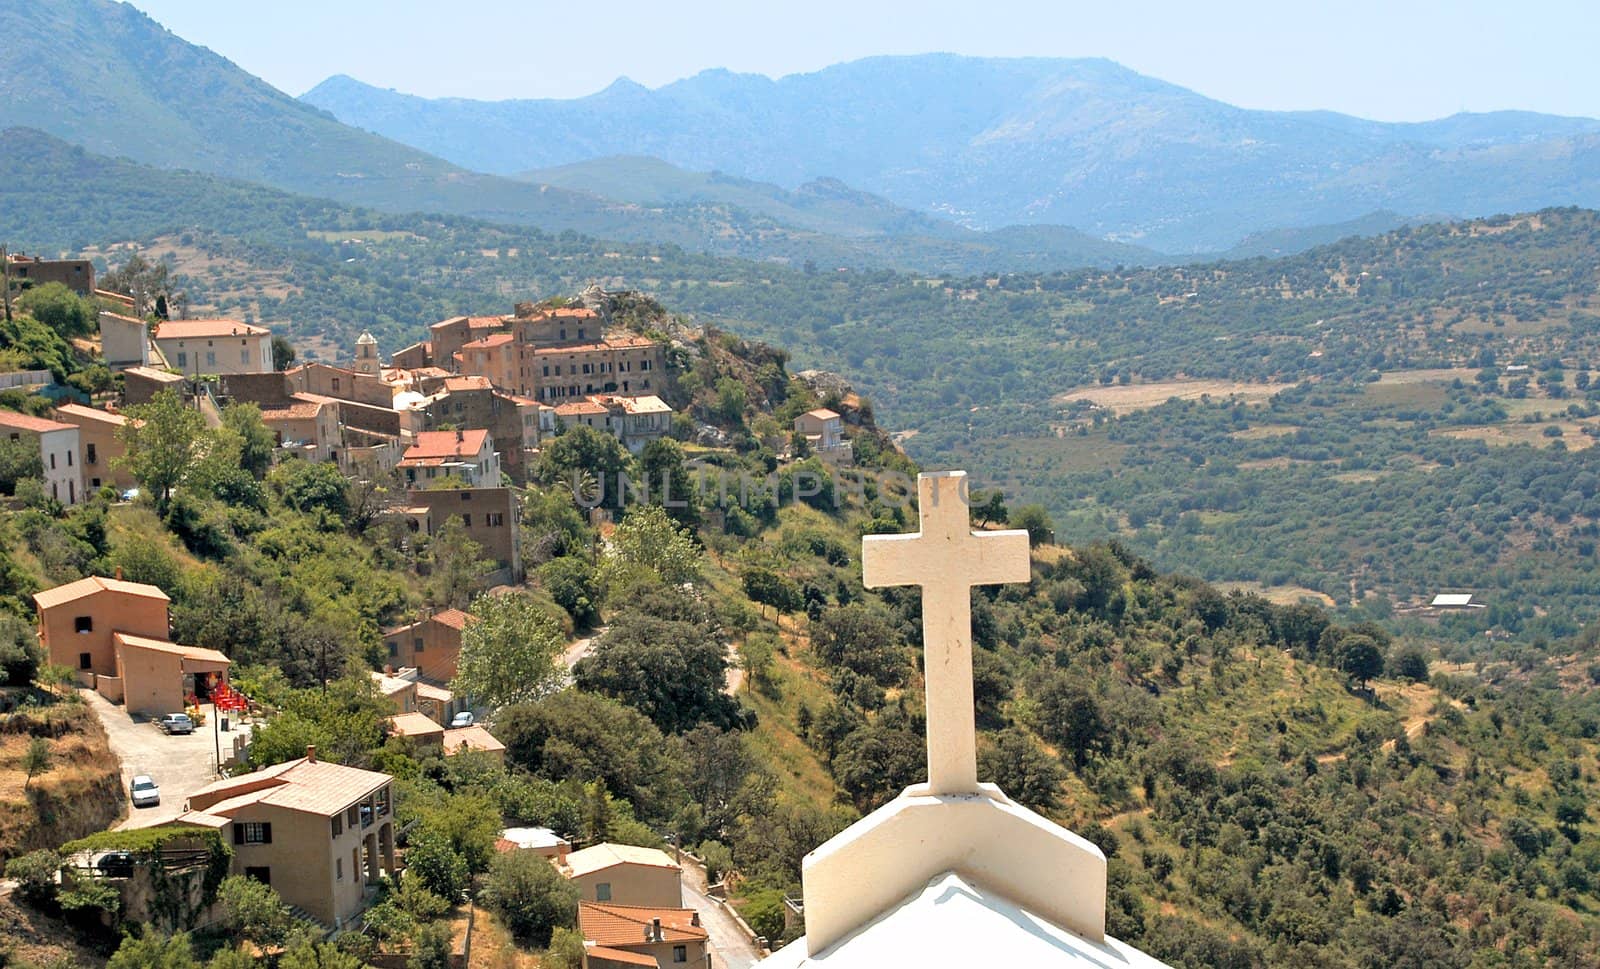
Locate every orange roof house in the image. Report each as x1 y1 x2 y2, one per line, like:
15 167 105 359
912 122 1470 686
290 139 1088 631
579 902 709 969
398 428 499 487
33 576 228 717
152 319 274 376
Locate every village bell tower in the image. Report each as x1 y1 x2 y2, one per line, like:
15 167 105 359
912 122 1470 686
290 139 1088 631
354 330 381 375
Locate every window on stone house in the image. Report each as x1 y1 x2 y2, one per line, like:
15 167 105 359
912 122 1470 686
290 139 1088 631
86 443 96 464
74 616 92 633
235 822 272 844
487 513 504 527
206 352 216 367
461 514 471 527
332 815 343 838
595 883 611 901
413 638 424 653
49 453 55 470
79 652 92 670
387 641 398 658
336 857 343 880
673 946 687 963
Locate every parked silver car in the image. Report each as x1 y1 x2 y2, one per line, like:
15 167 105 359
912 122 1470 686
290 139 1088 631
158 713 194 735
131 774 160 807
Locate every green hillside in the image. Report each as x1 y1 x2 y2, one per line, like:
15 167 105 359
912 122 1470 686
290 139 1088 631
0 288 1597 968
9 126 1600 640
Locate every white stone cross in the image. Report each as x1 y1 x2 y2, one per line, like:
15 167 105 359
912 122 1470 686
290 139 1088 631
862 470 1032 794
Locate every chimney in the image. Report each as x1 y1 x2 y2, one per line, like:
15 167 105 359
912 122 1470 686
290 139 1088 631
115 566 123 581
691 912 700 927
306 744 317 763
650 918 662 942
456 428 464 443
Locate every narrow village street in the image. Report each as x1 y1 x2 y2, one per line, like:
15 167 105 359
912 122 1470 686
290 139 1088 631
681 855 763 969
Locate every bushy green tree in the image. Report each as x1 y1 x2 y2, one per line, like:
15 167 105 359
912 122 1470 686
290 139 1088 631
599 503 701 590
216 874 292 949
575 612 743 734
479 849 579 945
108 932 198 969
452 592 566 710
0 434 43 495
16 282 96 337
120 390 206 511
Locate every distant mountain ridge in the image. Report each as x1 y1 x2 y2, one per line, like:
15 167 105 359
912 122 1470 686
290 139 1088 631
0 1 1158 274
303 56 1600 252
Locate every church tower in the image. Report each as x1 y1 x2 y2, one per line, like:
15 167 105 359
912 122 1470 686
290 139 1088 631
354 331 380 375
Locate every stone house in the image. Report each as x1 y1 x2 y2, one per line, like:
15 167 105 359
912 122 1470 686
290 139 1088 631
403 486 523 583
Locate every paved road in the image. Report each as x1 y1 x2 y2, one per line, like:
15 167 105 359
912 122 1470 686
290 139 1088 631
82 690 228 830
559 627 607 685
682 858 762 969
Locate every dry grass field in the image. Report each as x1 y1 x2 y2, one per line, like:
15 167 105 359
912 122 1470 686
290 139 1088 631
1055 378 1284 414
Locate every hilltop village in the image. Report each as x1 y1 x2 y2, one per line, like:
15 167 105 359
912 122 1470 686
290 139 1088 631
0 261 909 969
4 248 1600 969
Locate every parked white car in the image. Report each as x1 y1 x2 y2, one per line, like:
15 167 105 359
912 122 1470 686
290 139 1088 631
450 711 475 728
131 774 160 808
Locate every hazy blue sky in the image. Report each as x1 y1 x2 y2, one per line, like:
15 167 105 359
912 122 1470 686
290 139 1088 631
127 0 1597 121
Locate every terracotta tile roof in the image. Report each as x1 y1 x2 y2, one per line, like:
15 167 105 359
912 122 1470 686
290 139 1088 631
530 335 655 355
33 575 170 610
565 843 680 878
387 712 445 738
167 811 232 829
579 902 707 947
261 402 324 421
432 609 476 631
442 376 495 392
585 946 658 967
804 408 841 421
188 757 392 817
123 366 183 383
414 681 454 703
460 334 514 350
555 400 608 417
54 403 128 426
601 395 671 416
369 670 416 696
153 319 269 340
113 633 231 666
0 409 75 433
467 316 506 329
443 725 505 755
401 429 489 464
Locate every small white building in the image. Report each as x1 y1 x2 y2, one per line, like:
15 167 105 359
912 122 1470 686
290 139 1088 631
500 826 571 860
0 410 82 505
1430 593 1486 610
98 311 152 370
152 319 274 375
